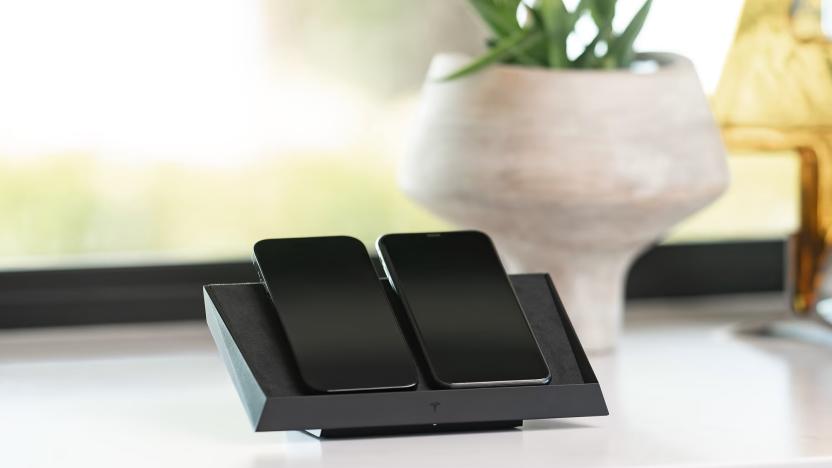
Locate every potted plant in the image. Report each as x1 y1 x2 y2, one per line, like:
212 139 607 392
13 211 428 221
401 0 728 352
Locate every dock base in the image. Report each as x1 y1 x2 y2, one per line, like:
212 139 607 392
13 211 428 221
303 420 523 438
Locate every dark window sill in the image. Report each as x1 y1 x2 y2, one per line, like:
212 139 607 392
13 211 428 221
0 240 785 328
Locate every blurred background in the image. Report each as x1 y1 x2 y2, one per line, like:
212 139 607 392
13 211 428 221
0 0 796 270
3 2 832 465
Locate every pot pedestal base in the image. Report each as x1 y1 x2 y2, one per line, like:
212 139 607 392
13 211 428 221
498 239 636 353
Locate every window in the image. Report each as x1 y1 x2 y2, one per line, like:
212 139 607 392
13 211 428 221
0 0 483 268
0 0 790 271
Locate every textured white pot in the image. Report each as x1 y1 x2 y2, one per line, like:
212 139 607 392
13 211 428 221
401 52 728 353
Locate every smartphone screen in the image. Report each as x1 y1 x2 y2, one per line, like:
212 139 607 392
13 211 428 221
376 231 551 388
253 236 416 393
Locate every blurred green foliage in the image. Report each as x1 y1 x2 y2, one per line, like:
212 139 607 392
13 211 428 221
0 155 446 266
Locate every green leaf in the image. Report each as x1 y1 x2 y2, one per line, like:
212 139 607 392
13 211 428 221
470 0 543 65
567 0 590 29
459 0 650 73
438 29 545 81
521 5 546 60
537 0 570 67
487 30 546 66
588 0 616 30
535 0 591 68
509 50 545 66
468 0 523 37
606 0 652 67
573 32 602 67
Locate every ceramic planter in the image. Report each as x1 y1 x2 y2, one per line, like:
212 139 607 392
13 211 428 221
401 52 728 352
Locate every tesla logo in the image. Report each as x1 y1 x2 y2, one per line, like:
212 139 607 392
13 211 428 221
429 401 440 413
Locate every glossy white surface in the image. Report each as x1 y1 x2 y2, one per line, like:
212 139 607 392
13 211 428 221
1 295 831 467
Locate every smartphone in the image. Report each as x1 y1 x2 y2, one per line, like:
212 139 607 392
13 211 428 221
376 231 551 388
253 236 417 393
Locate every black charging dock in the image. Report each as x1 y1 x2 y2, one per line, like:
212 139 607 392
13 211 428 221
204 273 608 438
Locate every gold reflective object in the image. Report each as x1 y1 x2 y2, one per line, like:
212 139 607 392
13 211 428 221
713 0 832 319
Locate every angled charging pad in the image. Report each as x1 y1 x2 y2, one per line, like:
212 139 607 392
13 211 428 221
204 273 608 438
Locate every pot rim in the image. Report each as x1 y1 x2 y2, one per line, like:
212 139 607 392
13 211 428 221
428 51 690 80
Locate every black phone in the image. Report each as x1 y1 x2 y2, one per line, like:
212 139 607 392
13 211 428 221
252 236 417 393
376 231 551 388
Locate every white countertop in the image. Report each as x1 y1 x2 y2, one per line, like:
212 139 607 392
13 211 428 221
1 295 831 467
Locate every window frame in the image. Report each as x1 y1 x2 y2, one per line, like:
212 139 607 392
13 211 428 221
0 240 785 328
